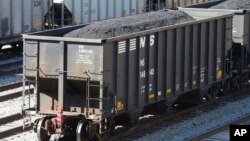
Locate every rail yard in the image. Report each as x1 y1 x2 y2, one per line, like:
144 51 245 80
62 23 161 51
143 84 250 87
1 0 250 141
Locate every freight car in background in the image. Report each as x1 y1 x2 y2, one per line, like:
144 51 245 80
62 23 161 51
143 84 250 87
0 0 211 50
0 0 50 49
180 0 250 88
48 0 151 28
63 0 150 25
62 0 209 18
0 0 156 50
166 0 211 9
22 9 234 141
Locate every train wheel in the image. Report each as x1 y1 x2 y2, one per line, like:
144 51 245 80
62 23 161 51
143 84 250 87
37 117 50 141
76 120 91 141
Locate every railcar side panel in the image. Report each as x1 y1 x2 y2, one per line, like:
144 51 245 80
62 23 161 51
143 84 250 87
71 0 81 24
131 0 137 15
192 24 200 88
64 0 147 25
82 0 90 23
116 40 128 112
128 38 139 109
138 35 149 105
200 22 209 85
184 26 193 91
107 0 115 18
148 33 158 103
175 27 185 93
208 20 217 82
138 0 146 13
100 0 108 20
0 1 13 37
124 0 130 16
166 29 176 95
157 31 166 100
116 0 123 17
216 19 225 80
90 0 98 22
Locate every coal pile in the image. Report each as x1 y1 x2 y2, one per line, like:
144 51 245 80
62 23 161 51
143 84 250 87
210 0 250 9
64 10 194 39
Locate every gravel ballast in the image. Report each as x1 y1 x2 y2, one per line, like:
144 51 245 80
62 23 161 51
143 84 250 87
64 10 194 39
134 94 250 141
210 0 250 9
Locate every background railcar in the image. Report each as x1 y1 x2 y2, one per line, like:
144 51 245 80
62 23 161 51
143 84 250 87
0 0 50 49
63 0 148 24
22 9 233 140
0 0 150 50
0 0 214 50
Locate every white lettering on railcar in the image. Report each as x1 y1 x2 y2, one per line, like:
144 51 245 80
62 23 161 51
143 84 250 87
118 41 126 54
217 58 221 71
184 82 188 88
150 35 155 46
77 45 93 64
140 71 146 78
140 85 146 94
140 37 146 48
200 67 205 83
158 91 161 96
149 68 155 76
130 38 136 51
176 84 180 91
140 59 145 67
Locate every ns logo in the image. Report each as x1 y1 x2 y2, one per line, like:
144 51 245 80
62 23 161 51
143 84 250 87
139 35 155 48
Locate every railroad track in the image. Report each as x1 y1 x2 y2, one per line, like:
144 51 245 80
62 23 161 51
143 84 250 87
0 81 22 91
0 82 34 139
0 61 23 78
107 87 250 141
0 68 23 78
0 82 23 102
0 52 22 60
0 52 23 78
0 117 33 139
1 88 248 140
0 47 22 54
189 114 250 141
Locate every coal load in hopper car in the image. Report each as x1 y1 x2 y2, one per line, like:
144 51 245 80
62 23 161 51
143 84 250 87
22 9 234 141
64 10 194 39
